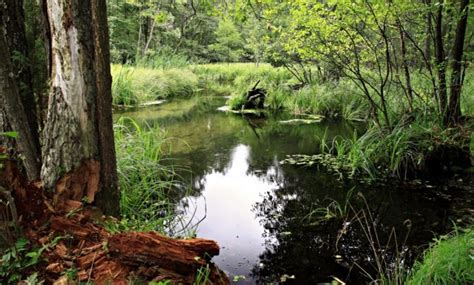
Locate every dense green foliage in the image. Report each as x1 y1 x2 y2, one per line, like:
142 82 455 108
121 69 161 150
408 228 474 284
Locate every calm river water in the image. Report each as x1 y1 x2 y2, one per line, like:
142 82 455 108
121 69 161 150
116 96 471 284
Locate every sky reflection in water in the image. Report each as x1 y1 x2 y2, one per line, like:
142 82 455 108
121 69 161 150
187 144 279 278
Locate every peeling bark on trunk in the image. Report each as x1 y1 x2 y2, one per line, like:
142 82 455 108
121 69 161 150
48 216 229 284
42 0 119 215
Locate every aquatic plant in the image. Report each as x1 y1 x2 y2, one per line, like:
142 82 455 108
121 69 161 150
302 187 355 224
114 117 193 235
345 194 412 285
111 65 137 106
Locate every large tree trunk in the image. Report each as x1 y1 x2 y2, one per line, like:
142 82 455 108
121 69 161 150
0 32 41 180
447 0 470 125
0 0 41 165
42 0 119 216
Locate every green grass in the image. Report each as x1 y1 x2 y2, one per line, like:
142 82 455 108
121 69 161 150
111 66 137 106
111 62 368 122
198 63 368 120
191 63 294 99
111 64 199 106
407 228 474 285
113 117 191 234
136 48 190 70
281 80 368 120
318 116 469 180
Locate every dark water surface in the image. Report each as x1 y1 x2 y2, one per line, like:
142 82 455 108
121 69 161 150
116 96 472 284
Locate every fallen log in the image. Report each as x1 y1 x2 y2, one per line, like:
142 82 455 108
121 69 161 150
109 232 227 284
108 232 219 273
47 216 228 284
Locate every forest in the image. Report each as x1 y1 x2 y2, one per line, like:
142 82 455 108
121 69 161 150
0 0 473 284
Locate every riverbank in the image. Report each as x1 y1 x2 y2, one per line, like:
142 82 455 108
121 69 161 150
112 63 473 180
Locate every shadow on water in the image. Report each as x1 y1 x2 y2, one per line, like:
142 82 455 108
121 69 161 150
115 97 470 284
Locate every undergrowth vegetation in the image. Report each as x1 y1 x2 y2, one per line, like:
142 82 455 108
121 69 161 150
326 121 470 180
113 117 192 235
407 228 474 285
111 65 199 106
111 62 370 122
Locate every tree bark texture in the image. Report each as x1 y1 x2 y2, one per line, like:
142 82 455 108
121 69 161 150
42 0 119 215
91 0 120 216
48 216 229 284
447 0 470 125
0 32 41 180
0 0 40 150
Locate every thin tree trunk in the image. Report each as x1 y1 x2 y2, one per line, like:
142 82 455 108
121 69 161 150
0 32 41 180
42 0 119 215
397 20 414 112
434 3 448 119
424 0 432 68
143 17 156 56
447 0 470 125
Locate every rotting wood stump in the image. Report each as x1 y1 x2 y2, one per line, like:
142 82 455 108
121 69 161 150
243 80 267 110
0 161 230 285
47 217 229 284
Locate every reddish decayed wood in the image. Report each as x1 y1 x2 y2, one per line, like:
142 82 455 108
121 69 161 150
108 232 220 275
47 216 228 284
2 162 229 284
